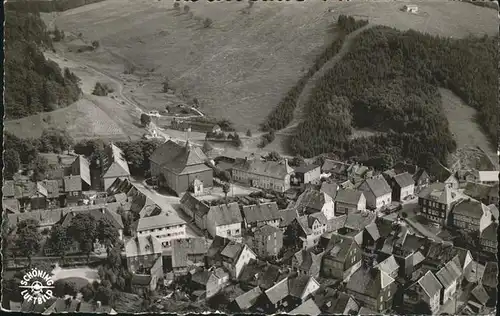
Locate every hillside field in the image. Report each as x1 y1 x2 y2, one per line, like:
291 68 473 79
45 0 498 131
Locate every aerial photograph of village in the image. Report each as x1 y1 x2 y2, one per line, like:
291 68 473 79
1 0 498 314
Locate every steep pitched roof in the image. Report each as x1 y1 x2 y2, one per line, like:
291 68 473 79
221 241 244 262
416 270 442 298
364 222 380 241
393 172 415 188
290 298 321 316
209 202 243 226
295 188 329 213
418 182 461 205
63 175 83 192
344 211 376 231
265 277 289 304
135 211 186 232
180 192 210 217
172 238 212 268
480 222 497 241
150 140 211 175
233 159 293 179
327 215 347 232
71 155 91 186
452 199 488 219
294 164 319 174
347 268 395 298
375 255 399 275
102 143 130 178
322 159 349 174
335 189 364 205
242 202 280 224
279 208 299 228
125 235 162 257
320 181 338 199
288 275 317 298
60 206 123 230
325 234 356 263
360 176 392 197
471 283 489 306
234 287 262 311
436 260 462 288
482 261 498 289
488 204 499 221
464 182 493 200
413 168 429 183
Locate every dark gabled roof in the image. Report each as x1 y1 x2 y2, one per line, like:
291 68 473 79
279 208 299 228
242 202 280 224
322 159 349 174
289 275 315 298
418 182 461 205
255 224 282 238
482 261 498 288
344 211 376 231
234 287 262 311
452 199 488 219
413 168 430 182
480 222 497 242
295 188 328 212
364 222 380 241
3 198 20 213
233 159 293 179
393 172 415 188
172 238 212 268
436 260 462 288
180 192 210 216
320 181 338 199
150 140 210 175
125 235 162 257
327 215 347 232
464 182 493 200
209 202 243 226
294 164 320 174
192 270 211 286
63 175 82 192
325 234 355 263
325 291 358 314
393 162 418 175
290 298 321 316
43 180 61 198
360 176 392 197
471 283 489 306
61 206 123 230
488 204 499 221
346 268 394 299
221 241 244 261
416 270 442 298
131 274 153 286
335 189 364 205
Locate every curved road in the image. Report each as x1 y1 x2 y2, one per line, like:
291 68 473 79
276 24 373 136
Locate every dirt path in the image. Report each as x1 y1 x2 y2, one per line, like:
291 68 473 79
276 24 373 136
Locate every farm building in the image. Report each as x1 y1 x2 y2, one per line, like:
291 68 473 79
403 5 418 13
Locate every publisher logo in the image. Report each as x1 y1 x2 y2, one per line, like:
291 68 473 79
19 268 55 305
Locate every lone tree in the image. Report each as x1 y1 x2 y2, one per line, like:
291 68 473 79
4 149 20 179
67 213 98 260
203 18 213 28
222 183 230 201
32 155 50 181
141 113 152 127
290 156 305 167
173 2 180 10
246 129 252 137
15 219 42 266
91 40 100 49
184 5 190 14
162 77 170 93
48 224 72 260
232 133 242 147
96 218 119 250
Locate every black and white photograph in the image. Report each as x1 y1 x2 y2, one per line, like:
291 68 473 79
1 0 498 314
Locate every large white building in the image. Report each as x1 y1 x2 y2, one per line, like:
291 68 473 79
134 209 188 249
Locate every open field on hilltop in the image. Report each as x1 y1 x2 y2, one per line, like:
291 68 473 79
439 88 497 167
46 0 497 131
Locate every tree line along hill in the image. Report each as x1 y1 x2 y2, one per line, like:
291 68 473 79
5 10 81 119
285 25 497 166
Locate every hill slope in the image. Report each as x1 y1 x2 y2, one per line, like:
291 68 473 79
49 0 498 130
290 25 498 166
5 10 81 119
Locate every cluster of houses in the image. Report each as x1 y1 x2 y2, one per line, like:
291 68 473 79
4 138 498 314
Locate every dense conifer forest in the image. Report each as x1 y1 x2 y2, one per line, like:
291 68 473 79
5 10 81 119
289 26 498 165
